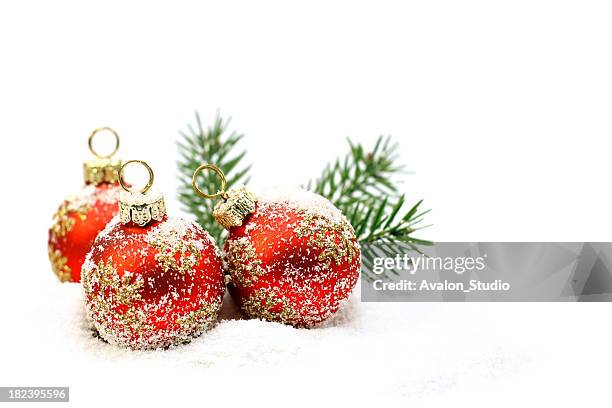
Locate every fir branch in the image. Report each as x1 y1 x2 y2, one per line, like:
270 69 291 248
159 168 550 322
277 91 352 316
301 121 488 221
176 115 432 282
308 136 432 281
308 136 404 209
358 197 432 282
176 112 250 245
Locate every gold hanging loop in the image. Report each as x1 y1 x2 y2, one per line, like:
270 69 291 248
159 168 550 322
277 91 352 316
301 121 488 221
192 163 228 200
119 160 154 194
88 127 120 158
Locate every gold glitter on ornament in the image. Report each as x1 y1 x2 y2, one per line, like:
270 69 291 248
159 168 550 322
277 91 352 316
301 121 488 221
226 237 265 286
147 230 203 275
83 259 151 335
175 301 220 332
50 200 90 239
48 247 71 282
114 274 144 306
295 213 359 267
241 288 298 324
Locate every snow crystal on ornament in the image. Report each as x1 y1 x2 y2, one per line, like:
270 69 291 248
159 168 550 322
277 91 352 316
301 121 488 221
119 188 163 205
63 184 119 211
255 186 345 224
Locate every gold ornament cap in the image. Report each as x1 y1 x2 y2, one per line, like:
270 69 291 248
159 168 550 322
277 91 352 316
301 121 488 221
118 160 167 227
212 185 257 229
83 127 121 185
192 164 257 230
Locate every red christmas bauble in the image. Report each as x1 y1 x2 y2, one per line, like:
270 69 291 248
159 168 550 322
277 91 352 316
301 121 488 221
82 212 225 349
48 183 120 282
225 188 360 328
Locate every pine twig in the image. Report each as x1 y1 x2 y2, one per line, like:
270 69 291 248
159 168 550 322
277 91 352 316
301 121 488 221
176 115 432 282
308 136 432 281
308 135 404 209
176 112 250 245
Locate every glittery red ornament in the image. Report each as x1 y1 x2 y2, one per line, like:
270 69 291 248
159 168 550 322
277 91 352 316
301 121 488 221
48 128 122 282
192 164 361 328
48 184 120 282
82 161 224 349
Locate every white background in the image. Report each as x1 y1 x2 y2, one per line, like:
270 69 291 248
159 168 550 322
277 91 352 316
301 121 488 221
0 1 611 407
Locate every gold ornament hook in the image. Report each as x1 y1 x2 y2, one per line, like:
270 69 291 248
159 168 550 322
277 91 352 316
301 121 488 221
192 163 228 200
88 127 120 158
119 160 154 194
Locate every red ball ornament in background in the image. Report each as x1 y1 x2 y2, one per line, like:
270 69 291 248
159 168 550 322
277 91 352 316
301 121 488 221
48 128 122 282
82 160 225 349
192 164 361 328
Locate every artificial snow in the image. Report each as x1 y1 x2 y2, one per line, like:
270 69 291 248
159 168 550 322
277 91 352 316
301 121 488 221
119 188 163 206
64 184 119 209
255 186 345 224
7 274 612 406
32 279 525 393
145 216 214 252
